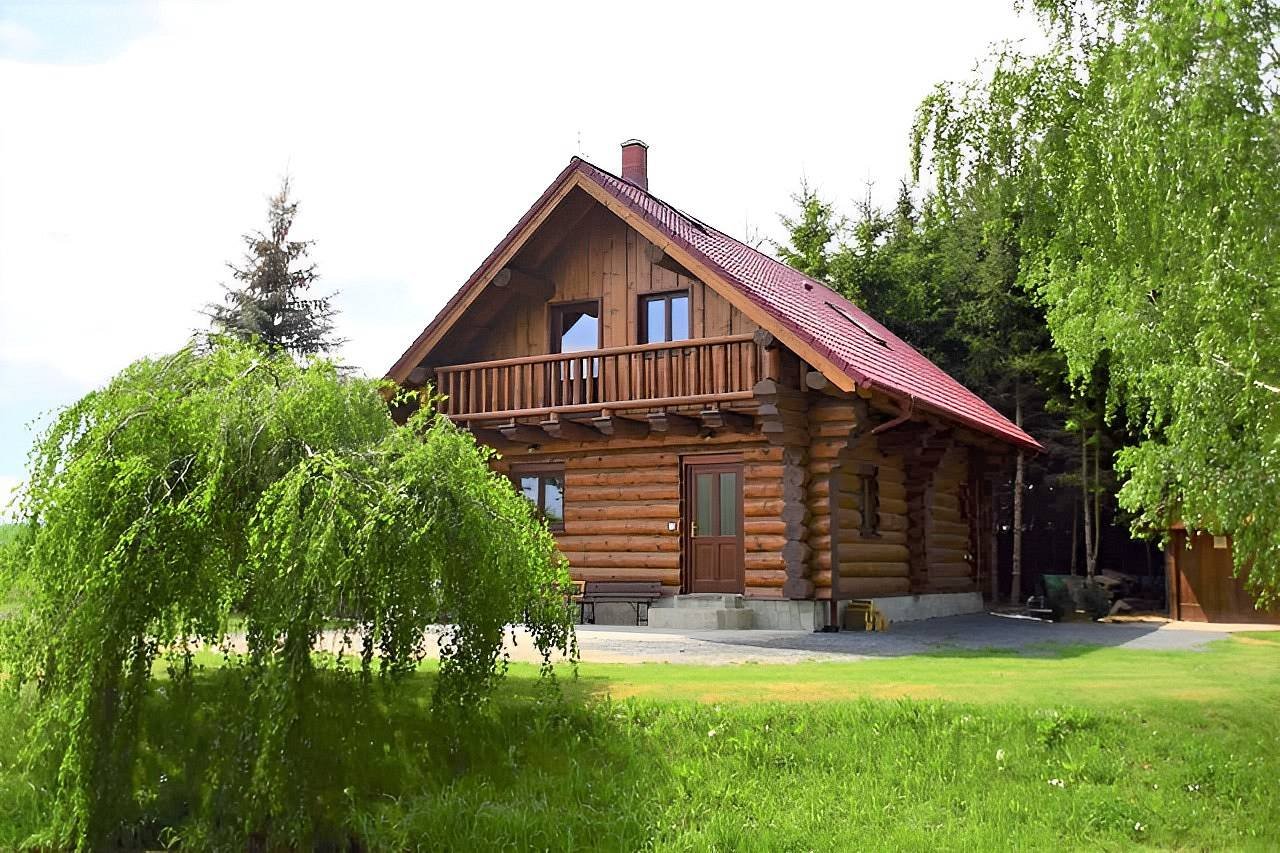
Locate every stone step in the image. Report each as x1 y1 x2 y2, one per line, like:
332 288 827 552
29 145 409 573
672 593 744 610
647 606 754 630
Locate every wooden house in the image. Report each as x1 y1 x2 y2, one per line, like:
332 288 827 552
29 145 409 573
387 141 1042 629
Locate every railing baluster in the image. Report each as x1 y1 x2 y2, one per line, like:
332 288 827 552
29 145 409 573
685 346 694 397
560 356 569 407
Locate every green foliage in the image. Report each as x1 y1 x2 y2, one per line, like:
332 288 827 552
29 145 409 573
0 341 573 848
774 182 841 285
3 634 1280 849
207 178 343 356
912 0 1280 600
774 179 1126 580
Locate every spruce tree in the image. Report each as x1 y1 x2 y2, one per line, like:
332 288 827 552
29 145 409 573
207 178 342 356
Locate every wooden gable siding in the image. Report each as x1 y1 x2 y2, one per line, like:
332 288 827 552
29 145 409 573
459 205 757 364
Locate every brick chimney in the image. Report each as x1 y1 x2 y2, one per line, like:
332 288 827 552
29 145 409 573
620 139 648 190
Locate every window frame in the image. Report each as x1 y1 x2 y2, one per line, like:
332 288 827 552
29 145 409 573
548 299 603 354
855 463 880 538
638 289 691 344
510 464 566 531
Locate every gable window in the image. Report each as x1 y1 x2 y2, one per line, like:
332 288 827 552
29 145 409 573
856 463 880 537
513 465 565 530
550 300 601 353
639 290 690 344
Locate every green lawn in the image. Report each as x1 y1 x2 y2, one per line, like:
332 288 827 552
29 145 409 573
1 634 1278 850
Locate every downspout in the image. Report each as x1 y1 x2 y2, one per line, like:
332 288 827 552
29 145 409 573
870 395 916 435
826 397 890 632
826 475 841 631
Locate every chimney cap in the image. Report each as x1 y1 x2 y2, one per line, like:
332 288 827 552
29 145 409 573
621 138 649 149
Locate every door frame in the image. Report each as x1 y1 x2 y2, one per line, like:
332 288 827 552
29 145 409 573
680 452 745 594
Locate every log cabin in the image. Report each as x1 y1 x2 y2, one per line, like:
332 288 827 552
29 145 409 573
387 140 1043 629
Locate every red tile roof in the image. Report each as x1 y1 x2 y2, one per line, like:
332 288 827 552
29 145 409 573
389 157 1041 451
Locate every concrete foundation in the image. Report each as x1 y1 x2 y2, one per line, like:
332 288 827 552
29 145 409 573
647 594 754 630
860 591 985 623
740 599 827 631
583 591 984 629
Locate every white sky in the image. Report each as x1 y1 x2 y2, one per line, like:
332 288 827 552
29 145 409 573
0 0 1042 513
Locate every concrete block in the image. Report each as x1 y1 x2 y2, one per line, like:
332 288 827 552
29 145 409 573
716 608 754 629
675 594 744 609
647 608 720 630
863 592 984 623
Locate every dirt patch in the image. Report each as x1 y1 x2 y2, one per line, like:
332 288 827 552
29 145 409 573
1164 687 1236 702
599 680 947 704
862 683 945 700
1232 635 1280 647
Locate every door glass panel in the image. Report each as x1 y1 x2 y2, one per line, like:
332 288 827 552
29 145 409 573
670 294 690 342
645 297 667 343
718 471 737 536
542 475 564 525
695 472 714 537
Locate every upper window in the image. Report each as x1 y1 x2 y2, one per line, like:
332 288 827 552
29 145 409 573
550 301 600 353
513 466 565 530
639 290 690 344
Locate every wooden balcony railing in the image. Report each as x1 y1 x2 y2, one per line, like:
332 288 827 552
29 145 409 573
435 333 762 421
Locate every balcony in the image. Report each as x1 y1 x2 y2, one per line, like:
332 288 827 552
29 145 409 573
434 333 763 425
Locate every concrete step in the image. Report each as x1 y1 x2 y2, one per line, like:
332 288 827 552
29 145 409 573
648 606 754 630
673 593 744 610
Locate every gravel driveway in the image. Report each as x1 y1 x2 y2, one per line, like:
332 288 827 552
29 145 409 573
495 613 1272 665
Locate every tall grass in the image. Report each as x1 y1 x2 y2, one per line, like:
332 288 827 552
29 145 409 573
2 637 1279 850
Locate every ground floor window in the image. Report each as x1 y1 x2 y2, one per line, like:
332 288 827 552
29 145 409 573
512 465 565 530
856 463 880 537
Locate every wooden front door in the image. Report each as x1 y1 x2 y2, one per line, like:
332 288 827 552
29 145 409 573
683 457 744 594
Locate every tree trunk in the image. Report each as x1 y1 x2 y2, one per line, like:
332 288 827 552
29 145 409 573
1011 392 1025 605
1089 428 1101 577
990 486 1001 603
1069 497 1079 576
1082 425 1096 580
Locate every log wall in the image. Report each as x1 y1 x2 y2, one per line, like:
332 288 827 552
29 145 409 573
925 445 977 593
486 389 982 602
803 397 914 599
491 429 784 597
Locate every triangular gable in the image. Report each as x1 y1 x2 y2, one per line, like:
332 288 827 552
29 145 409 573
388 158 1041 452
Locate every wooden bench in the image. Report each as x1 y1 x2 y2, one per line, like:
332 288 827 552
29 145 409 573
575 581 663 626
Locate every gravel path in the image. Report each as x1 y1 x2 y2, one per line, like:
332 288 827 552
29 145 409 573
493 613 1273 665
